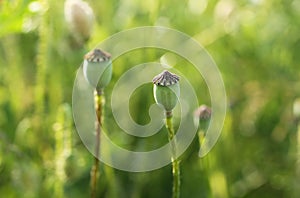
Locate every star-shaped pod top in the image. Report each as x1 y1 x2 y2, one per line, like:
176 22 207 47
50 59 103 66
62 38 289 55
84 49 111 62
152 70 180 86
152 70 180 112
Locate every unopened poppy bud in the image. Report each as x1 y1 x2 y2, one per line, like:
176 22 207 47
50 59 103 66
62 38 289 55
83 49 112 89
194 105 211 132
194 105 212 121
153 70 180 112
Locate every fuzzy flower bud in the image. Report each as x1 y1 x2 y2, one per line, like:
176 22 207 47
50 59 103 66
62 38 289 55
293 98 300 120
64 0 94 43
153 70 180 112
83 49 112 90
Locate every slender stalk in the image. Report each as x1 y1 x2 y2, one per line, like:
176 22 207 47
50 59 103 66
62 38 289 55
165 111 180 198
90 88 104 198
35 0 49 117
295 122 300 197
54 104 72 198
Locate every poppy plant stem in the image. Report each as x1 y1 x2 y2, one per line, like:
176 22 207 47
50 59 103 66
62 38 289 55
165 111 180 198
90 88 104 198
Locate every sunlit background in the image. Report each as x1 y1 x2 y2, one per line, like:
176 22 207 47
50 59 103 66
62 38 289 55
1 0 300 197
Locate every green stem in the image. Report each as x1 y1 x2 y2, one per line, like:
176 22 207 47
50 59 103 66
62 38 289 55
90 88 104 198
296 122 300 197
165 111 180 198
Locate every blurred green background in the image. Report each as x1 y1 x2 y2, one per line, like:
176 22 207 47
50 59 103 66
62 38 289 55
1 0 300 197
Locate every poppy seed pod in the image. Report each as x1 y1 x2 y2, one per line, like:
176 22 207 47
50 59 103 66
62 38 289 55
83 49 112 89
194 105 211 132
153 70 180 112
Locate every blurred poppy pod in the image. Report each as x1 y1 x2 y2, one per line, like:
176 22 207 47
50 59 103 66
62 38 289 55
83 49 112 89
194 105 212 121
293 98 300 121
194 105 211 132
64 0 94 43
153 70 180 112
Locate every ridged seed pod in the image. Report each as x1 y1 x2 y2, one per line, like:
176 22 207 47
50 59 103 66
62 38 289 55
83 49 112 89
153 70 180 111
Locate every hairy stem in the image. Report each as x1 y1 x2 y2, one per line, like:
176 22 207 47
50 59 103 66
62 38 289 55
90 88 104 198
295 122 300 197
165 111 180 198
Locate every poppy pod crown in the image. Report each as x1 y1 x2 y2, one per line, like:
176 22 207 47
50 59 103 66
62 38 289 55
83 48 112 89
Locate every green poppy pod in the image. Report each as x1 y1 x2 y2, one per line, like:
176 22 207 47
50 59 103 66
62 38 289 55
153 70 180 112
83 49 112 89
194 105 212 133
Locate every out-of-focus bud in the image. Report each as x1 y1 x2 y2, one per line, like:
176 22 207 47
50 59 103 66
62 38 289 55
194 105 212 147
152 70 180 113
83 49 112 90
64 0 94 43
194 105 212 120
194 105 211 132
293 98 300 120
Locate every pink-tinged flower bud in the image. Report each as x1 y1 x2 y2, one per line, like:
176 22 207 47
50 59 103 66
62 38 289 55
194 105 212 120
64 0 94 43
194 105 211 132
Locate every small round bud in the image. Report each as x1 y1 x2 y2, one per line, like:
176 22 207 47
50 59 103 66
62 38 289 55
194 105 212 121
152 70 180 111
83 49 112 89
194 105 211 132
